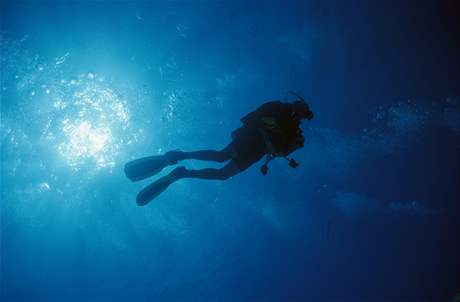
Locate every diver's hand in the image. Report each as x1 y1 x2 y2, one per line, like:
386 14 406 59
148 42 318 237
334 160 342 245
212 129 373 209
258 127 277 155
260 164 268 175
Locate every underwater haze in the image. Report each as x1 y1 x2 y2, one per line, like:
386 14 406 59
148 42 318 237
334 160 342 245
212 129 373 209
1 1 460 301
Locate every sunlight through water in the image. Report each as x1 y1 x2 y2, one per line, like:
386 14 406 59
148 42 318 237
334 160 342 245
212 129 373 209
1 33 150 183
51 80 130 170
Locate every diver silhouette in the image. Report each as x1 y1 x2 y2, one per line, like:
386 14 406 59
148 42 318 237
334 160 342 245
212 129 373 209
125 91 314 206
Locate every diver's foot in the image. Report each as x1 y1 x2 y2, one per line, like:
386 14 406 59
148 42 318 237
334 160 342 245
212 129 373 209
136 166 187 206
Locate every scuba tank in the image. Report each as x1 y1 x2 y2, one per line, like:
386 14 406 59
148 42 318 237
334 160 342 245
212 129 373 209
260 91 305 175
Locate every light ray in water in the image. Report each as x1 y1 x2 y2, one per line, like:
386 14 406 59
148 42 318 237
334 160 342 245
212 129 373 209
50 79 130 170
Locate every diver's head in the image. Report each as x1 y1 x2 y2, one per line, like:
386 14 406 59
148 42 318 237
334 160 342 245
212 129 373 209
292 100 314 121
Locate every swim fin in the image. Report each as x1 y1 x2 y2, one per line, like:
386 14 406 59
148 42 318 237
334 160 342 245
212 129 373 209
136 166 186 206
124 151 182 182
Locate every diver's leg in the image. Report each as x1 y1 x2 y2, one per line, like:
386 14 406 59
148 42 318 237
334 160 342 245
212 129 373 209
126 144 235 182
136 161 241 205
171 144 235 163
174 161 240 180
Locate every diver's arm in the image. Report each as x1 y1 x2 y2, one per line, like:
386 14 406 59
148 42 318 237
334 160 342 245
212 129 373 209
257 127 277 157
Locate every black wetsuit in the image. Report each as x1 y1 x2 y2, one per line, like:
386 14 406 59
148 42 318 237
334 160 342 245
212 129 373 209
128 100 308 205
230 101 304 171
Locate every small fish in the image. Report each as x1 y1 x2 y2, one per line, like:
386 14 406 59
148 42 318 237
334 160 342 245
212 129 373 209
55 52 70 65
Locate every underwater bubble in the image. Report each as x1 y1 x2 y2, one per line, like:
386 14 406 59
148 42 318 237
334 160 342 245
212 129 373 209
37 182 51 192
55 52 69 65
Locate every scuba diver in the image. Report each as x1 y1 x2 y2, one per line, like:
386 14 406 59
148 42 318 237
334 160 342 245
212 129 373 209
125 91 314 206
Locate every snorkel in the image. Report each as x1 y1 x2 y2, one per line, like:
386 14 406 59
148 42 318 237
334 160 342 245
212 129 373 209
285 90 305 103
285 91 314 121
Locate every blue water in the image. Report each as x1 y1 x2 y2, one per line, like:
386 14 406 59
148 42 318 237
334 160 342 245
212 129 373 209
1 1 459 301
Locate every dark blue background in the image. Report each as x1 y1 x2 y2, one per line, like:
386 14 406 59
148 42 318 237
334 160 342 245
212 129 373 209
1 1 459 301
